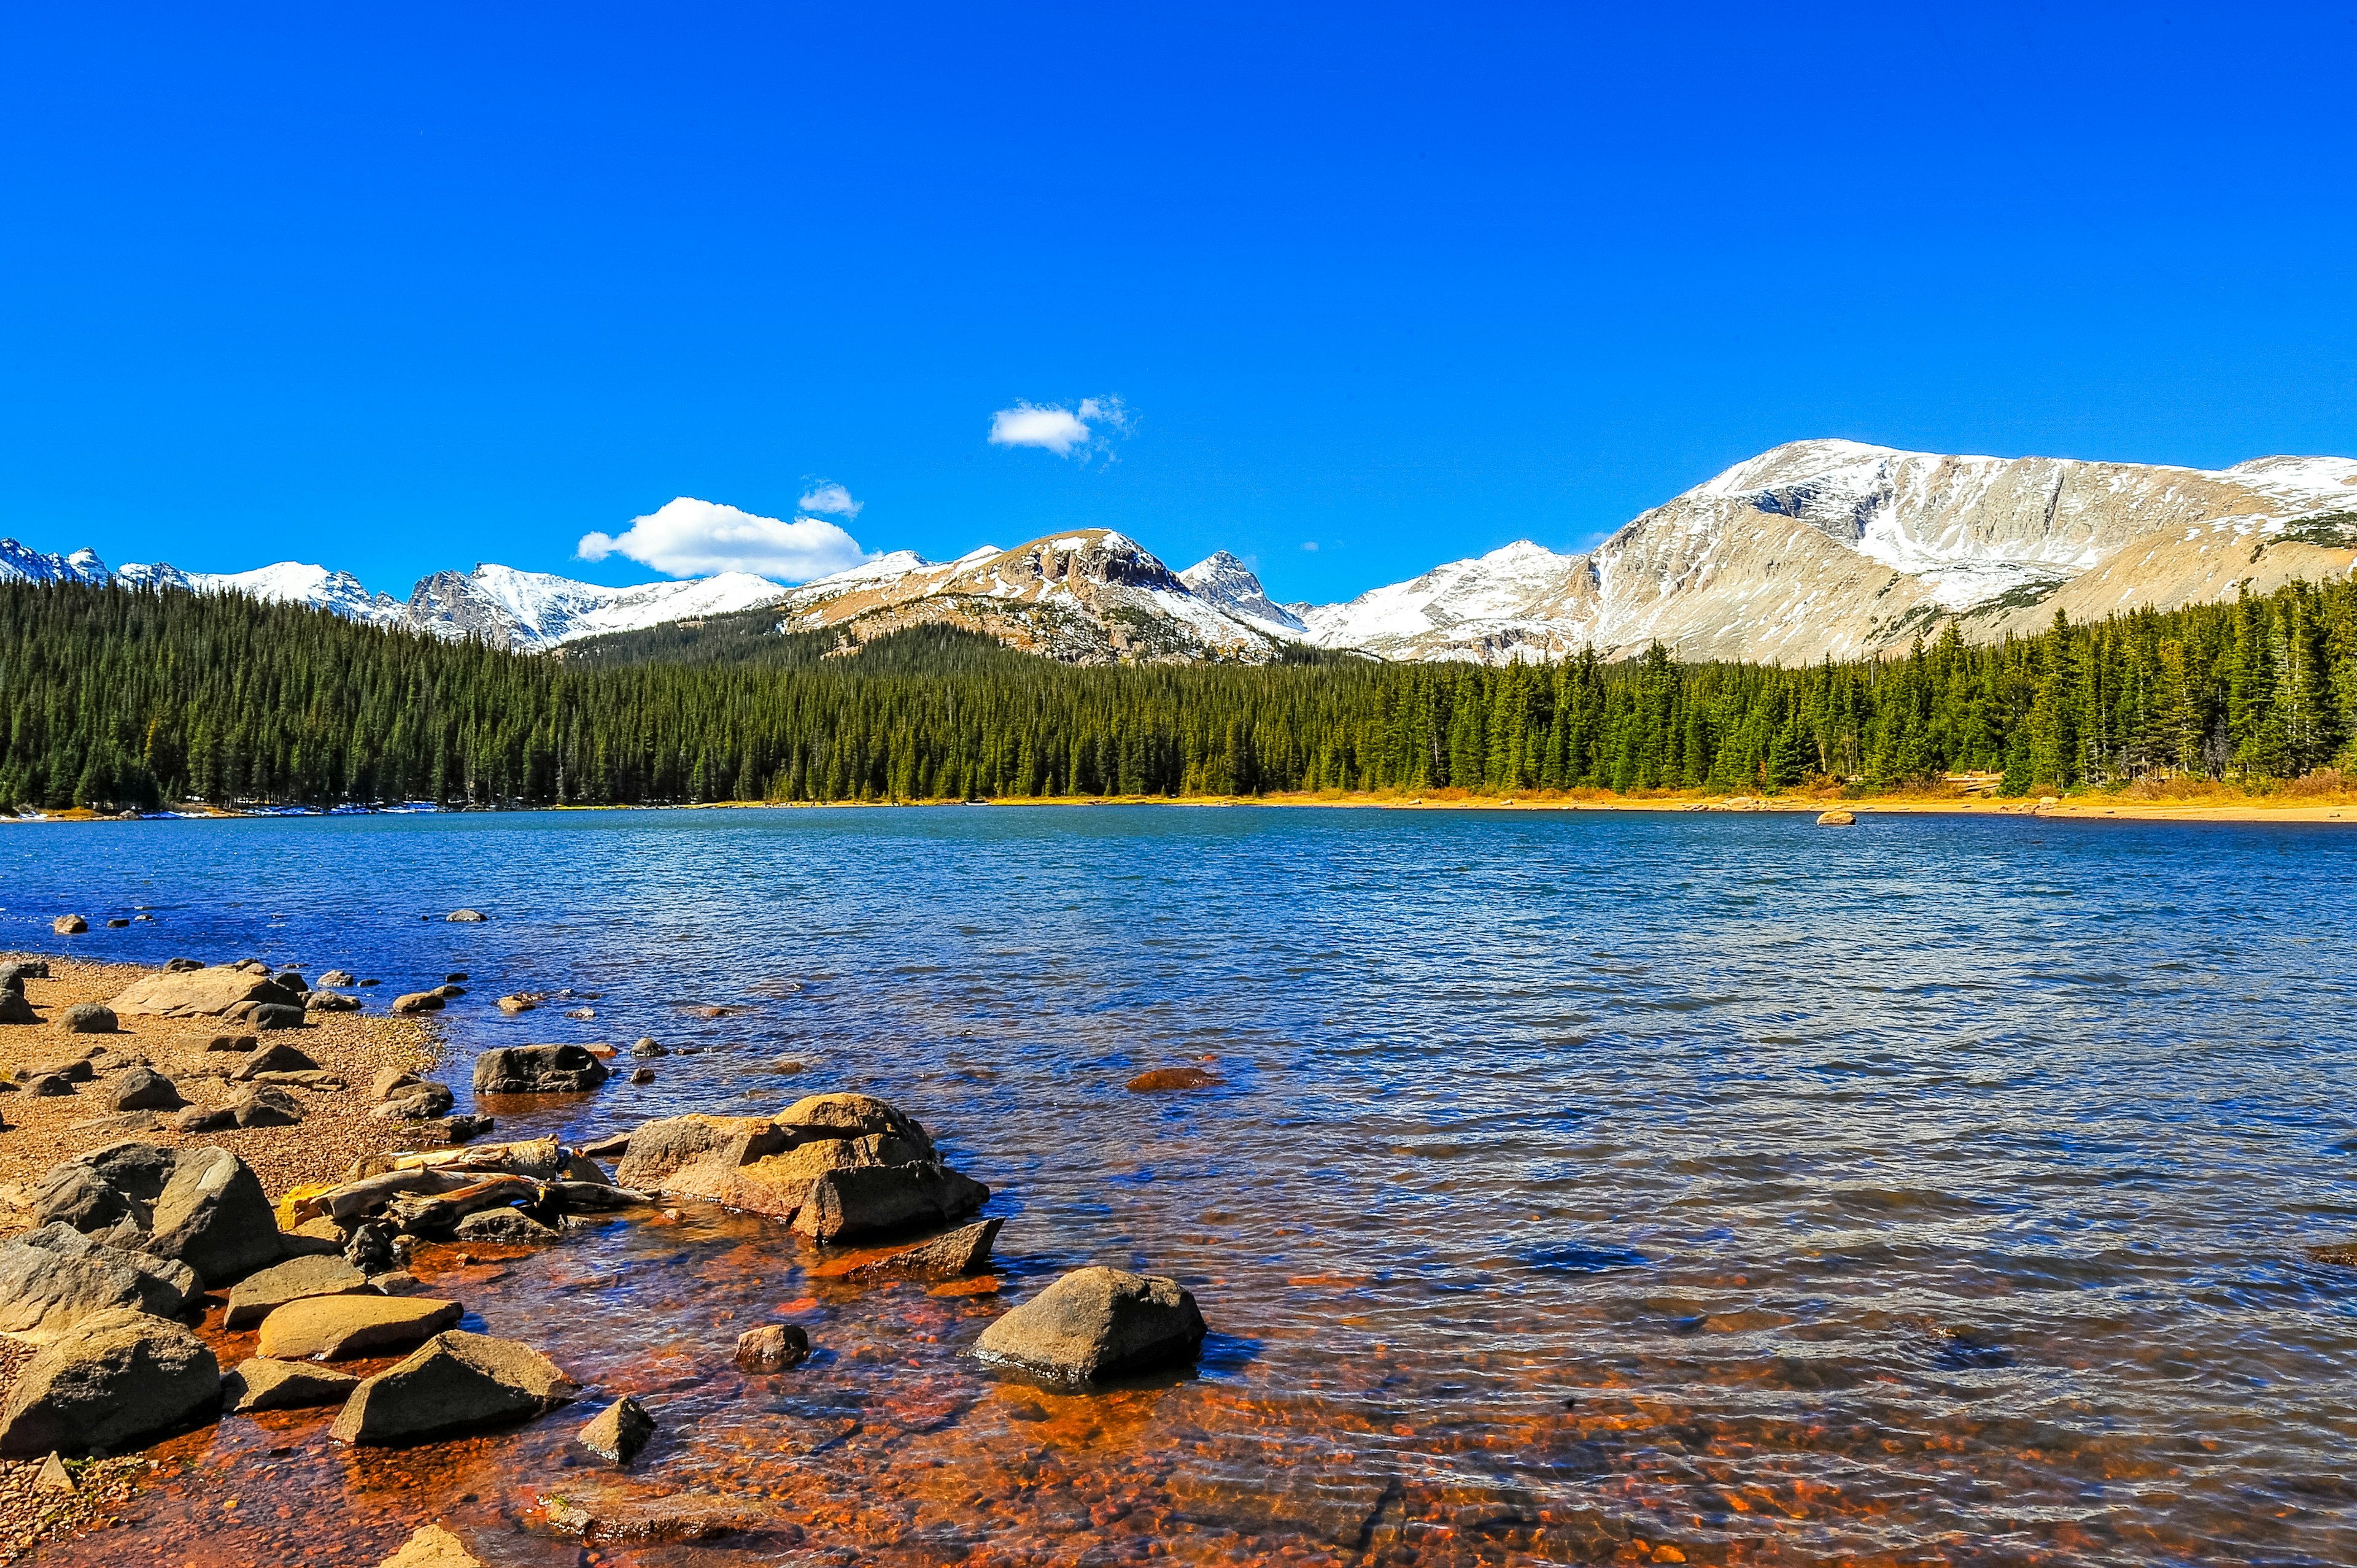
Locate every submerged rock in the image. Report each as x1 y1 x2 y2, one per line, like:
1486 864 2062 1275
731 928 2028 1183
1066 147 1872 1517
809 1218 1004 1281
330 1330 579 1446
453 1208 560 1245
0 1307 220 1457
1126 1066 1221 1092
974 1266 1206 1383
378 1524 487 1567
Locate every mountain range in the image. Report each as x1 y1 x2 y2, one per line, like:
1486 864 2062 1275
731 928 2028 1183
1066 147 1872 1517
8 439 2356 664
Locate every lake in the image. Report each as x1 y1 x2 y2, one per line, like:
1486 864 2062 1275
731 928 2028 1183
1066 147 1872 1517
5 804 2357 1566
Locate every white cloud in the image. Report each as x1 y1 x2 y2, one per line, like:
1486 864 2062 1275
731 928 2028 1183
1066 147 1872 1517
988 396 1132 460
1301 541 1320 552
797 481 862 519
578 497 873 582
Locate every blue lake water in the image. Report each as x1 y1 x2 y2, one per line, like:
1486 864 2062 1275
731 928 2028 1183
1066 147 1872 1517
6 805 2357 1566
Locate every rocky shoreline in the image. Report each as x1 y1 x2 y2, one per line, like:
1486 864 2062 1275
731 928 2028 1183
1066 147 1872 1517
0 950 1206 1564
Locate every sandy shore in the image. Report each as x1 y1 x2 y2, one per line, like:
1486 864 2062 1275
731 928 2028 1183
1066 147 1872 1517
0 955 445 1561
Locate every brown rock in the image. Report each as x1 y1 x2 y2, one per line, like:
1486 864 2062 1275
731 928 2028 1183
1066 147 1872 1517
256 1294 463 1359
806 1218 1004 1281
0 1308 220 1456
732 1323 809 1372
1817 809 1857 825
578 1394 656 1462
330 1330 578 1445
792 1162 991 1243
391 991 446 1014
1126 1066 1220 1092
52 915 87 935
973 1266 1207 1383
373 1068 422 1100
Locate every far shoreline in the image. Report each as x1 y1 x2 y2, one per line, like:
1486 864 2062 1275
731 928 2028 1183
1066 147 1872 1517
9 786 2357 827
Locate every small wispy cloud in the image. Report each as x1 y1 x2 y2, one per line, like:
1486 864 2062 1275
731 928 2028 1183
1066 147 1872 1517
796 481 862 520
988 396 1132 462
1301 541 1319 552
579 497 873 582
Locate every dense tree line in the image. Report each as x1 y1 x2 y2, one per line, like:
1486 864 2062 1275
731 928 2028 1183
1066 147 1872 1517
2 576 2353 811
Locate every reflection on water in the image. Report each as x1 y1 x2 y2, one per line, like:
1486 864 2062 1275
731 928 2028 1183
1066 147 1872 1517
7 805 2357 1565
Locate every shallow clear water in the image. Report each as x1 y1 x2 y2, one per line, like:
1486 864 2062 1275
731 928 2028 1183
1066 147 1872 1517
6 805 2357 1566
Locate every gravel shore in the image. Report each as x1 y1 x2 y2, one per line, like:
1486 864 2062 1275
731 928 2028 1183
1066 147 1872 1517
0 952 449 1562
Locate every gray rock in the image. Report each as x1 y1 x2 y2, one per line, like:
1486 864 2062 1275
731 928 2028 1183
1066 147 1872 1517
330 1330 579 1446
201 1033 260 1052
316 970 355 987
0 992 34 1026
28 1163 131 1232
107 1067 183 1112
147 1146 285 1286
273 971 309 994
578 1394 656 1463
23 1074 72 1097
472 1045 610 1096
256 1294 463 1359
247 1003 308 1031
306 990 362 1013
163 957 203 973
390 991 446 1014
792 1162 991 1243
973 1266 1207 1383
629 1038 666 1058
0 1307 220 1456
374 1083 456 1121
0 1224 198 1339
230 1041 318 1081
52 915 87 935
221 1356 360 1413
169 1105 235 1134
67 1112 160 1135
223 1254 373 1330
733 1323 810 1372
0 960 50 984
373 1068 422 1100
29 1057 96 1084
446 910 488 923
233 1084 306 1127
629 1067 656 1085
452 1208 559 1245
419 1114 493 1144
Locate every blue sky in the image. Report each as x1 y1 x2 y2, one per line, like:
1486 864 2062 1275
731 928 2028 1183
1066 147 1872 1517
2 4 2352 604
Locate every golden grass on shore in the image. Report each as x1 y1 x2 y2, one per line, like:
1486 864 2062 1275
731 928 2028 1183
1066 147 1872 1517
0 956 446 1562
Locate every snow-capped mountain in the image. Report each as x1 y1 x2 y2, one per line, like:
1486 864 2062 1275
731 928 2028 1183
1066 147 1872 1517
400 565 785 651
775 531 1291 663
1178 550 1309 638
0 541 788 650
10 438 2355 668
1291 440 2357 664
117 560 406 623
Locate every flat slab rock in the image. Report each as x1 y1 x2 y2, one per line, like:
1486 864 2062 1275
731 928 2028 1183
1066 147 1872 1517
332 1330 579 1446
257 1294 463 1360
975 1265 1207 1383
224 1254 373 1330
110 966 298 1019
223 1356 360 1413
543 1491 776 1545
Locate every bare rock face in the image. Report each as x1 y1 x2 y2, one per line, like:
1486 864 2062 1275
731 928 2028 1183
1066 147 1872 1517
110 965 299 1019
257 1294 463 1359
0 1307 220 1456
974 1267 1206 1383
0 1224 198 1340
222 1356 360 1413
473 1045 609 1095
149 1146 285 1286
330 1330 579 1446
616 1094 988 1242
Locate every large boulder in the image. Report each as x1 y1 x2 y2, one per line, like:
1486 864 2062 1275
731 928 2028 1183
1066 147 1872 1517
973 1267 1206 1383
0 960 50 984
223 1254 373 1330
0 1307 220 1456
0 1224 198 1340
473 1045 609 1096
148 1146 285 1285
110 965 300 1019
257 1294 463 1359
616 1095 986 1242
222 1356 359 1413
330 1330 579 1446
